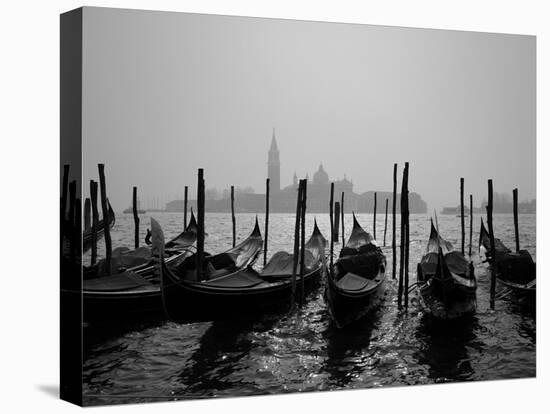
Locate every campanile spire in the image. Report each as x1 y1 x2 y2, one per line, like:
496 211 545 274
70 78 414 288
268 128 280 192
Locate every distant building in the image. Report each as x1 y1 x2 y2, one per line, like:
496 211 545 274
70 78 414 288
277 163 354 212
360 191 427 214
479 194 536 214
166 131 427 214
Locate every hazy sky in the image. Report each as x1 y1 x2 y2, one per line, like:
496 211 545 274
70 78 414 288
82 7 535 212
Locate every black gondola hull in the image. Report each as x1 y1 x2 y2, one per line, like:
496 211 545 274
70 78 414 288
325 276 385 329
416 221 477 319
162 267 323 322
325 214 387 328
82 288 163 322
418 279 477 320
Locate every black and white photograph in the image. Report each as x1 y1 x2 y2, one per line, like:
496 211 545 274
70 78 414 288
12 1 544 411
57 6 539 407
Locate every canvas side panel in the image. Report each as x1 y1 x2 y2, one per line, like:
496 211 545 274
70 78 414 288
60 7 83 407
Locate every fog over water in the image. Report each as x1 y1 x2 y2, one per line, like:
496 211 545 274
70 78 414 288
80 7 535 212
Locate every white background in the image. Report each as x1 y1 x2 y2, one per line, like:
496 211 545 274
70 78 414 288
0 0 547 412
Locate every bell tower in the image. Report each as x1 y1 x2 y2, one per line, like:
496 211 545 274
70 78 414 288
268 128 281 192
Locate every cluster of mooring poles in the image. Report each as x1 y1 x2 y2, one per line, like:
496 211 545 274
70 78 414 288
61 164 113 270
289 179 308 309
66 160 530 315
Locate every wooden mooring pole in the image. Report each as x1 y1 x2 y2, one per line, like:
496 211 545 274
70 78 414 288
487 179 497 309
184 186 188 230
460 177 465 256
383 198 388 247
300 179 307 306
231 185 236 247
98 164 112 275
513 188 520 252
291 180 304 308
84 198 91 231
373 192 377 240
403 163 410 308
398 165 406 308
334 201 340 242
133 186 139 249
196 169 205 281
90 180 99 265
264 178 270 266
469 194 473 257
341 192 345 245
392 163 397 280
74 197 81 258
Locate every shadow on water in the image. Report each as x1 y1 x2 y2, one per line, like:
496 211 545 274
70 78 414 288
413 313 479 383
504 295 536 345
176 316 279 396
321 310 380 388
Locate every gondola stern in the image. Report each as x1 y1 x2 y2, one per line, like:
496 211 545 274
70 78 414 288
352 211 360 228
186 210 198 232
251 216 262 237
150 218 177 320
107 200 115 220
150 218 165 258
312 218 322 236
429 218 438 240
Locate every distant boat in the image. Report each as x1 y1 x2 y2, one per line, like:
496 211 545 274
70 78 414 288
123 207 146 214
441 206 471 215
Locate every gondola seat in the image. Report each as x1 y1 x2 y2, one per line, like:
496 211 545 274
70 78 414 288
208 252 236 270
336 250 383 277
261 251 315 279
335 273 371 291
199 269 266 289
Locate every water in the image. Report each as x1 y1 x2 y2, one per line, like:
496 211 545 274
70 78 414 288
82 213 536 405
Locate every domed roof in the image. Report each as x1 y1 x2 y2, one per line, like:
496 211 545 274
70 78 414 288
313 163 329 185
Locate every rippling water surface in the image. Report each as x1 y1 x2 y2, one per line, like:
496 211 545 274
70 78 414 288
83 213 536 405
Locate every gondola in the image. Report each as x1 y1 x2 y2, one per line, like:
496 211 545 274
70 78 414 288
479 219 536 297
83 212 198 280
82 202 116 252
416 220 476 319
325 214 386 328
154 218 326 322
79 217 263 322
478 219 511 264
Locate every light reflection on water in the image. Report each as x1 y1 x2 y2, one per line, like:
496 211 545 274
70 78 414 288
83 213 536 405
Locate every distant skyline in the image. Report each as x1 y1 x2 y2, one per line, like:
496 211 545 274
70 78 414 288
80 8 535 212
